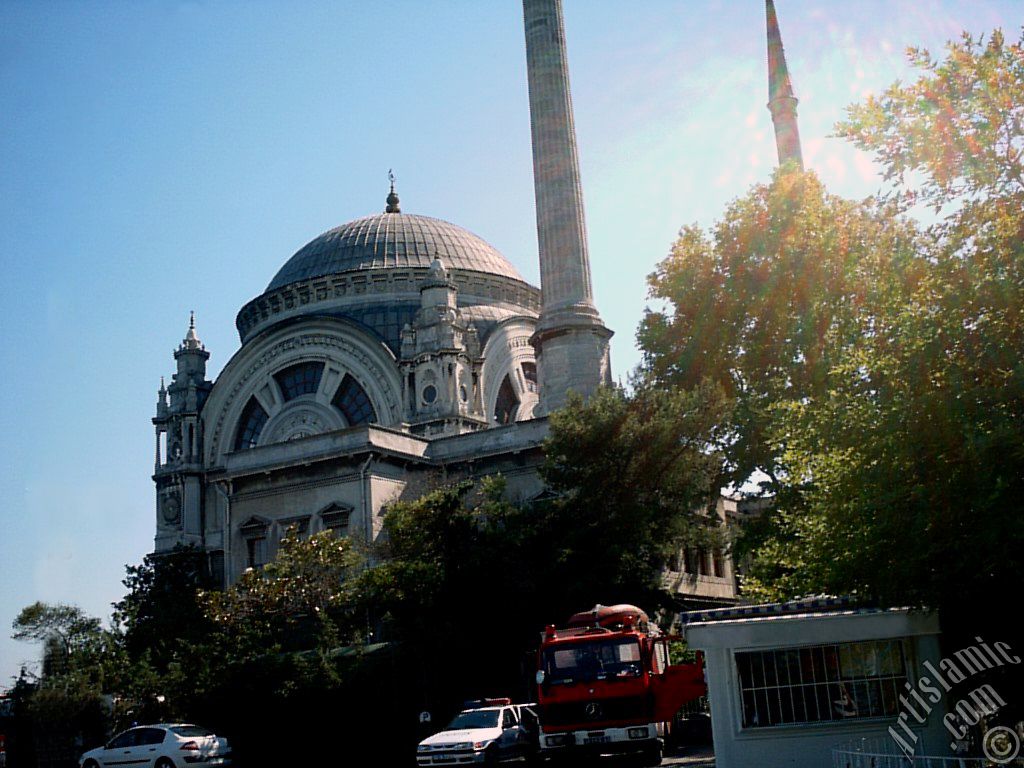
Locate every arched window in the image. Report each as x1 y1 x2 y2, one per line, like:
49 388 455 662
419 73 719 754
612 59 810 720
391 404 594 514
234 397 269 451
273 361 324 401
332 374 377 425
494 375 519 424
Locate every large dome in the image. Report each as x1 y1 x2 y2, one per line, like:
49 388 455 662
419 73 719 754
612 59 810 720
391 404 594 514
267 213 526 291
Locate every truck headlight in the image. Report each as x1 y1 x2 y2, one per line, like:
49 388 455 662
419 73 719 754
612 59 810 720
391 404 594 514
473 740 493 751
545 735 570 747
628 727 648 739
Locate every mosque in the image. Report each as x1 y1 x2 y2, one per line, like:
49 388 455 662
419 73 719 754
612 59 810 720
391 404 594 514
151 0 803 604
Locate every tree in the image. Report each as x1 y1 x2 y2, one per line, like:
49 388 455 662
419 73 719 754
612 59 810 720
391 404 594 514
539 384 731 612
202 527 363 658
12 602 106 680
112 545 214 674
639 170 923 491
10 603 111 765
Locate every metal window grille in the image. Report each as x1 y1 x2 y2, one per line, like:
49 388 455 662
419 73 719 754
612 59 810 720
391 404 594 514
332 374 377 425
736 640 908 728
234 397 269 451
274 362 325 401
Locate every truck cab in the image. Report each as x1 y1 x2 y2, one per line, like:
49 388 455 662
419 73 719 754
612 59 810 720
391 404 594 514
535 604 706 766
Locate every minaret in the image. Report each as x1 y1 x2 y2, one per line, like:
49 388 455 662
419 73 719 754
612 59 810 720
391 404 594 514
766 0 804 169
523 0 612 415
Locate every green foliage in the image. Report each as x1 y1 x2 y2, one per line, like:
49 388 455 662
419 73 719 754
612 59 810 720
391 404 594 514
202 528 362 653
540 384 730 609
112 545 213 674
640 170 923 490
837 29 1024 207
12 602 111 683
10 603 113 766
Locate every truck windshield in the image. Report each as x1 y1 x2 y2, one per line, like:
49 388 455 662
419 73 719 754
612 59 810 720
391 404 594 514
542 637 642 684
445 710 500 730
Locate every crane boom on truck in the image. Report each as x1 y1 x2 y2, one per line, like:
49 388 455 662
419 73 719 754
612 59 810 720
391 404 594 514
535 604 706 766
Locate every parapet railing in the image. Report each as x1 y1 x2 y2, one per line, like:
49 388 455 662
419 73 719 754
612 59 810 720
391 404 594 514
832 738 997 768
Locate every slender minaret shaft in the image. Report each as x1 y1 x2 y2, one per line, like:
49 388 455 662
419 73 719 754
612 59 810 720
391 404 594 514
523 0 612 414
766 0 804 169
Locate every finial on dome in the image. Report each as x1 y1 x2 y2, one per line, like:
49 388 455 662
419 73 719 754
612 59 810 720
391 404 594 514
385 168 401 213
189 310 195 330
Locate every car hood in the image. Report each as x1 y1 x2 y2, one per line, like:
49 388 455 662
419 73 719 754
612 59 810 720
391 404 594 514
421 726 502 746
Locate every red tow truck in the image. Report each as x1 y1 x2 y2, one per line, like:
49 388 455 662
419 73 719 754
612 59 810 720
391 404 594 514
535 604 706 765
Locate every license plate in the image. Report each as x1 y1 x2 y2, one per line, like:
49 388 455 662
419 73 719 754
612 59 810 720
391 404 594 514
584 736 610 744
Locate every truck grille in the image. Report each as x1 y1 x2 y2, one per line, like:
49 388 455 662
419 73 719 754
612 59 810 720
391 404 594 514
542 695 649 726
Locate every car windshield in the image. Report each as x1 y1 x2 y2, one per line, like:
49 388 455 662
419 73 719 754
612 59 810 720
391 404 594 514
542 637 642 684
445 710 500 730
170 726 214 737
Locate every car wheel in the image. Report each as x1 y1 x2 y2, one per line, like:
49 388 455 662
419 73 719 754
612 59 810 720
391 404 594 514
155 758 177 768
83 761 100 768
484 743 501 765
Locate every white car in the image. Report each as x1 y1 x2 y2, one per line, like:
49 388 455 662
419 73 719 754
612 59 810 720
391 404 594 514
78 724 231 768
417 703 538 765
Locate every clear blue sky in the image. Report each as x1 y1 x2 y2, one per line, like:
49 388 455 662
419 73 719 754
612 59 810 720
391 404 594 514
1 0 1019 688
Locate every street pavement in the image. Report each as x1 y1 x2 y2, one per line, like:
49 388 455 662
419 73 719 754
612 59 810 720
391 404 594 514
663 745 715 767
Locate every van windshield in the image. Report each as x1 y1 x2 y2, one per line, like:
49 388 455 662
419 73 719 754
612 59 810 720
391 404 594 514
542 638 642 684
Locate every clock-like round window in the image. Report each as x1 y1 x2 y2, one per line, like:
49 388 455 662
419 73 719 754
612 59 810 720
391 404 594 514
162 494 181 524
422 385 437 404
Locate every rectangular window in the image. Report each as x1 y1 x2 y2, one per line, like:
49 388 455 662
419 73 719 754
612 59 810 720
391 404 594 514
736 640 908 728
246 537 267 569
712 549 725 578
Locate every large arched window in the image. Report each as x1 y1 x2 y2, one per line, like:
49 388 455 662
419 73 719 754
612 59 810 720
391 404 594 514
494 375 519 424
273 361 324 401
332 374 377 426
234 397 269 450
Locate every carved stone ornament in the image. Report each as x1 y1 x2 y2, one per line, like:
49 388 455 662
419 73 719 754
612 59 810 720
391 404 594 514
161 492 181 524
267 408 329 444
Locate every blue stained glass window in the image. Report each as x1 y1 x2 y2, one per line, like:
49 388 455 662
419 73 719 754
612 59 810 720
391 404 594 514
332 374 377 426
274 362 325 401
234 397 269 450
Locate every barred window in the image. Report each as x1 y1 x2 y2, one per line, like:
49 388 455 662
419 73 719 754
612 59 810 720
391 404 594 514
234 397 269 451
736 640 908 728
522 361 538 393
274 362 324 401
332 374 377 425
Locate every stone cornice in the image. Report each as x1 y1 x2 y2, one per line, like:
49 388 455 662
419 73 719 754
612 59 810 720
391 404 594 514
235 267 541 343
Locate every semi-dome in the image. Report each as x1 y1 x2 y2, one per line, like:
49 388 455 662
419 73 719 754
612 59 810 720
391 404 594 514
267 213 526 292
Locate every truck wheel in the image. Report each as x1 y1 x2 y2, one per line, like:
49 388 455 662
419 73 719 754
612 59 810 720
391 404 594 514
639 743 663 767
484 744 501 765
